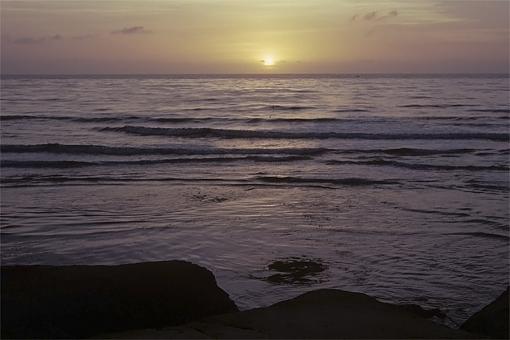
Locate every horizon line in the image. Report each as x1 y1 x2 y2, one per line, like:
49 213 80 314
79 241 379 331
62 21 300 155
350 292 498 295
2 72 509 77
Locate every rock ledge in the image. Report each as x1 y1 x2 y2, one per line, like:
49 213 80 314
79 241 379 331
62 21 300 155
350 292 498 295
1 261 238 339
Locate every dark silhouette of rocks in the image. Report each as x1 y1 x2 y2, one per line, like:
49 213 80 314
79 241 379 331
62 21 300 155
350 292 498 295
461 287 509 339
399 303 447 320
2 260 506 339
102 289 475 339
1 261 238 339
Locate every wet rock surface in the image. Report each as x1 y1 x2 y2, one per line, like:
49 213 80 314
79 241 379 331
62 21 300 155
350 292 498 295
264 257 327 284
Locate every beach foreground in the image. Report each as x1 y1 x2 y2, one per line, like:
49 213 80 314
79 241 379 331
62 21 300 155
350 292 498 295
1 261 507 339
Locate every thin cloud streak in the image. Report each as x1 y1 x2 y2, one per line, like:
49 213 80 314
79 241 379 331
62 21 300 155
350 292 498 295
111 26 151 35
71 34 98 41
7 34 62 44
364 11 378 21
351 10 398 22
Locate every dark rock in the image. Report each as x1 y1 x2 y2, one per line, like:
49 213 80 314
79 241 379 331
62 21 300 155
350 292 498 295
400 304 446 319
103 289 475 339
1 261 238 339
264 257 327 284
461 287 509 339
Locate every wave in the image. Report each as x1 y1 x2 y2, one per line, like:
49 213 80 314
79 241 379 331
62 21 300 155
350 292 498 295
254 176 398 186
0 156 310 168
465 179 509 192
334 147 478 156
1 115 72 121
73 116 138 122
0 143 329 156
468 108 510 113
0 114 346 124
0 115 139 122
412 115 506 121
3 113 506 126
399 104 479 108
158 116 345 124
265 105 316 111
181 104 317 112
399 207 470 217
189 97 220 102
102 125 510 141
0 174 398 188
445 232 509 241
325 159 509 171
2 144 498 161
1 160 91 168
408 96 432 99
0 175 234 185
447 122 502 128
247 117 340 123
148 117 216 123
182 107 210 111
333 108 370 113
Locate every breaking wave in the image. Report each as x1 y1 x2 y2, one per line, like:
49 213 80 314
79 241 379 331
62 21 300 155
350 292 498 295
325 159 509 171
101 125 509 141
0 143 329 156
1 156 311 168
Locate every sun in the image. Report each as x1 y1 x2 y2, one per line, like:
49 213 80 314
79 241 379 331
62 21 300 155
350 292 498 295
263 56 275 66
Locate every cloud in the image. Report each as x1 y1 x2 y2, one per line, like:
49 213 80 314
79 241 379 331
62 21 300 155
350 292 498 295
349 10 399 37
377 10 398 21
364 11 378 21
71 34 97 40
6 26 151 45
12 37 46 44
111 26 151 35
8 34 62 44
351 10 398 22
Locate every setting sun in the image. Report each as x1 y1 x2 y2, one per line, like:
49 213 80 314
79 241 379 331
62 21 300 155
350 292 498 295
263 56 275 66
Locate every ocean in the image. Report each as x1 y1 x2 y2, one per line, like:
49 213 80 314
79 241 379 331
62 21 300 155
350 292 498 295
1 74 508 324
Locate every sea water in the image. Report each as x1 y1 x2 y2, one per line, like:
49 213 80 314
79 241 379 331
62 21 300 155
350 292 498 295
1 74 508 323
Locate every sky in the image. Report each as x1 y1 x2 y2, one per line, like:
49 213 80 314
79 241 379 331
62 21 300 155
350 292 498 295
1 0 509 74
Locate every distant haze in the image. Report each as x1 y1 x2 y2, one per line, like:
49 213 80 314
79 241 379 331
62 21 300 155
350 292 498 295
1 0 509 74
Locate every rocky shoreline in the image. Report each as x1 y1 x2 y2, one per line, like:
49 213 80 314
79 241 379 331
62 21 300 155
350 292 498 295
1 261 508 339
